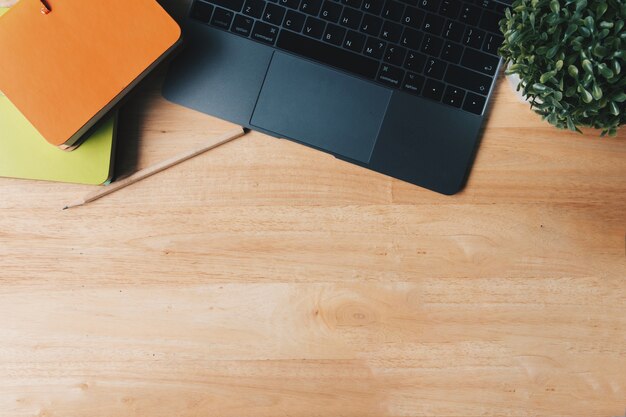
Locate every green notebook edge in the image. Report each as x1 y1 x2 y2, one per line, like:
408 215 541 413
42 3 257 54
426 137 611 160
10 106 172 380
0 7 117 186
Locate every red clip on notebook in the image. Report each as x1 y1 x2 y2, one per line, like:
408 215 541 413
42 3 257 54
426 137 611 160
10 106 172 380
0 0 181 149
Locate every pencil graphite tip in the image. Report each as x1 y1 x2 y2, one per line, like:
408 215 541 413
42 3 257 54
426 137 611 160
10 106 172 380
62 200 83 210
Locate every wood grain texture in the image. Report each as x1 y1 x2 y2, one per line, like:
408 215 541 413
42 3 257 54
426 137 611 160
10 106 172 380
0 68 625 417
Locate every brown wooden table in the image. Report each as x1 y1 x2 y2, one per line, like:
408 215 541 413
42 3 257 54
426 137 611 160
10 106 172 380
1 68 625 416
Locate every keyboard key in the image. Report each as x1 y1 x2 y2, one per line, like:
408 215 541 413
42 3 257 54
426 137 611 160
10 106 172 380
303 16 326 38
360 14 383 36
463 27 485 49
251 21 279 43
263 3 287 25
300 0 323 15
382 0 405 21
441 41 463 63
459 3 481 25
243 0 265 18
381 21 403 43
206 0 244 12
417 0 440 12
461 47 498 75
424 57 446 79
422 13 444 35
361 0 384 14
398 0 417 6
479 10 501 33
343 30 366 52
364 37 386 59
443 20 464 42
284 9 307 31
279 0 300 8
320 0 342 22
191 0 214 22
378 64 405 87
323 23 347 44
444 64 492 94
277 29 380 78
439 0 460 18
343 0 362 7
231 14 254 35
475 0 494 9
384 45 407 66
400 27 423 49
211 7 234 28
423 79 445 100
462 92 486 114
340 8 363 29
402 72 424 94
402 6 424 27
442 85 465 107
483 33 503 55
420 34 443 56
404 50 426 72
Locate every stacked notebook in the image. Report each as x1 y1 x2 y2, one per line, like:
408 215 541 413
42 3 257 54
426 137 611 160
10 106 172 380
0 99 117 185
0 1 181 184
0 7 114 184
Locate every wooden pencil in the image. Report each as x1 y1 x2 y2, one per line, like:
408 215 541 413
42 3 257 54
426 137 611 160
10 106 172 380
63 127 247 210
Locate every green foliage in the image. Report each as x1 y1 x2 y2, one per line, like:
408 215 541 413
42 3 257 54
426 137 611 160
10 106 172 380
499 0 625 136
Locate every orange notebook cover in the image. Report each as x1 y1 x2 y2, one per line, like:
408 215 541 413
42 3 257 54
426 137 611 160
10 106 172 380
0 0 181 149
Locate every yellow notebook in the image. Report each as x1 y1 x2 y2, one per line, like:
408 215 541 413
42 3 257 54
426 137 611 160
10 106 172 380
0 7 116 185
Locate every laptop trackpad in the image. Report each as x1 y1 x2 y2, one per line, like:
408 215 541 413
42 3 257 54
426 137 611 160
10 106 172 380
250 52 391 163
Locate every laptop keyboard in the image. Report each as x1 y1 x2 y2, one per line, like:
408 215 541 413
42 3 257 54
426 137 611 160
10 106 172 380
190 0 506 115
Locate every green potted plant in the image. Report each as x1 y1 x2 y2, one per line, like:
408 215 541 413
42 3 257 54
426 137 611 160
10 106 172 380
499 0 625 136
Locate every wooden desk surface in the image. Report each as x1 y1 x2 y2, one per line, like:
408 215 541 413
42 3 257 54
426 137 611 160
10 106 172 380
1 70 625 417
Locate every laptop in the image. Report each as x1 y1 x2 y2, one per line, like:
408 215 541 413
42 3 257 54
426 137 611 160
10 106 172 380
161 0 510 194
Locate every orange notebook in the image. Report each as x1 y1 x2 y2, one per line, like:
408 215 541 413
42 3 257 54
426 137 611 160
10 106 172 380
0 0 181 149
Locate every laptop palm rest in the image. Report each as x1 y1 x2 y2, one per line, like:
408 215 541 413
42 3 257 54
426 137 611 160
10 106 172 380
250 52 392 164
